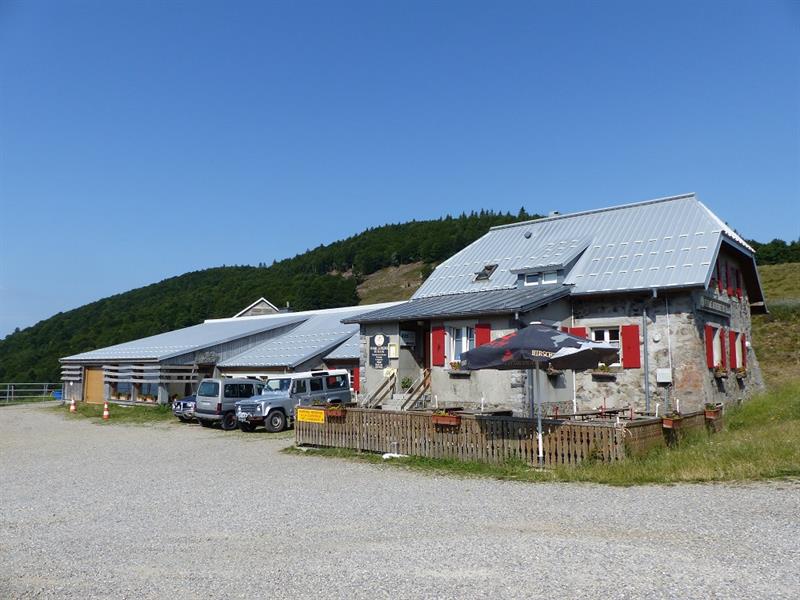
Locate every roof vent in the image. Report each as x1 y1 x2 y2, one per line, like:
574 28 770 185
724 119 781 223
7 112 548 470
524 230 532 239
474 263 498 281
549 210 561 217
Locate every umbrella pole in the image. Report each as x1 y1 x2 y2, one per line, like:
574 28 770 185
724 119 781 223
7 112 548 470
535 363 543 467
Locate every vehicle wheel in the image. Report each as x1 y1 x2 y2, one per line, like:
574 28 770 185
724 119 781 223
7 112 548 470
239 422 255 432
199 419 213 428
265 410 286 433
220 412 238 431
178 416 189 423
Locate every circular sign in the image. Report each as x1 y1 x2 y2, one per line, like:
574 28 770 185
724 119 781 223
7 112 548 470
374 334 386 346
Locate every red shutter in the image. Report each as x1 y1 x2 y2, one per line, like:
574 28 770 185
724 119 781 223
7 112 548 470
729 330 737 369
716 261 723 292
352 367 360 393
741 333 747 367
620 324 641 368
705 324 715 368
570 327 588 339
431 325 445 366
720 329 727 369
475 323 491 347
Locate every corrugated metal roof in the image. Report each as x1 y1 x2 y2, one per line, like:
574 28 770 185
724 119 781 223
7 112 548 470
344 286 570 324
61 314 308 362
323 332 360 360
218 303 400 368
413 194 751 298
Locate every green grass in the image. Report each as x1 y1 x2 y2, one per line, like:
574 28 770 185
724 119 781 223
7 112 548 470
50 402 174 424
285 381 800 486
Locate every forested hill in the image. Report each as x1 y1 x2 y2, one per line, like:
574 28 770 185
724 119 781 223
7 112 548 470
0 209 539 382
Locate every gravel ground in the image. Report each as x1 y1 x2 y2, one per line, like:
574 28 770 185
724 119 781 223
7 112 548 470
1 403 799 600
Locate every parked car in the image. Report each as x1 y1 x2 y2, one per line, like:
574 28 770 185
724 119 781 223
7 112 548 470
236 370 351 433
172 395 196 422
194 378 265 430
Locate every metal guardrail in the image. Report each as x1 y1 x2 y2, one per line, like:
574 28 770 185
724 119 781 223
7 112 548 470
0 383 64 405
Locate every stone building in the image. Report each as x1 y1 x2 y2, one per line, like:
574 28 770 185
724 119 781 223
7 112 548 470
347 194 766 415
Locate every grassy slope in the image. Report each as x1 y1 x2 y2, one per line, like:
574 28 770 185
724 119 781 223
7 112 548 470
357 262 427 305
751 263 800 386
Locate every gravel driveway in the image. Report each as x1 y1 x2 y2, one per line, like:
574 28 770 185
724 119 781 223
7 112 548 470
1 403 798 599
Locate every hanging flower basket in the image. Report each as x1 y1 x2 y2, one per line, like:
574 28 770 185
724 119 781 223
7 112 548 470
661 414 683 429
432 412 461 427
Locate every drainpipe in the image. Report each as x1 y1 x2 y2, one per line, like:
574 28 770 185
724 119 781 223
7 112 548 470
643 305 650 413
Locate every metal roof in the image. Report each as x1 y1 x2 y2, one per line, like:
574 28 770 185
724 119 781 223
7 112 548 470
413 194 755 298
61 314 307 363
344 285 571 324
218 303 400 368
323 333 360 360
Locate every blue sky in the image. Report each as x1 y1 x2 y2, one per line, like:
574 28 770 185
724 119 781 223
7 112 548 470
1 0 798 337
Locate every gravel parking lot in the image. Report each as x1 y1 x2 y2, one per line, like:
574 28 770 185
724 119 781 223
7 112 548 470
1 404 798 599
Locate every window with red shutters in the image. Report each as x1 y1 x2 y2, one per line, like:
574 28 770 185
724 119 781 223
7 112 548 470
705 324 715 368
475 323 491 347
729 330 737 370
431 325 445 366
620 324 641 368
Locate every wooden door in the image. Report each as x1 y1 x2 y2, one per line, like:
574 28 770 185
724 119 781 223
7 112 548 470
84 368 105 404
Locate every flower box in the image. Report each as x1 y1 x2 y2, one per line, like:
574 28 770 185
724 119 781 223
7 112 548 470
735 369 747 380
591 370 617 380
546 367 563 377
713 368 728 379
661 415 683 429
704 408 721 420
432 413 461 427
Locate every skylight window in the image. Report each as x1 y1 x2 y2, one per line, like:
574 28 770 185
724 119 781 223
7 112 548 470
474 264 498 281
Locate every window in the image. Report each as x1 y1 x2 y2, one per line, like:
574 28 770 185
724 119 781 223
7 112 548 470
265 378 291 392
475 264 498 281
449 326 475 361
197 381 219 397
712 328 722 367
326 374 348 390
592 327 620 345
292 379 308 394
542 271 558 284
734 333 744 369
591 327 621 366
524 271 558 286
309 378 324 392
524 273 540 286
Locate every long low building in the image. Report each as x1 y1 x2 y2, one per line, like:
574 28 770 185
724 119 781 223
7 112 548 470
60 302 399 404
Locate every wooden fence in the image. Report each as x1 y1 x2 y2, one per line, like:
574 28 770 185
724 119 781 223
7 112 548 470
295 407 715 467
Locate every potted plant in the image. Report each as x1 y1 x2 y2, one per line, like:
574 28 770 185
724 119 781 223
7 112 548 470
734 367 747 380
431 410 461 427
661 411 683 429
325 404 346 418
449 361 461 371
545 365 563 377
400 377 413 391
713 365 728 379
704 403 722 420
591 363 616 379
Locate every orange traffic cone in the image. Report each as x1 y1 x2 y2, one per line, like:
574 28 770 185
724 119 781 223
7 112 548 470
102 401 110 420
69 398 76 413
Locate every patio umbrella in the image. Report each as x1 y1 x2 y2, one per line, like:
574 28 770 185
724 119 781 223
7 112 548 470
461 323 619 466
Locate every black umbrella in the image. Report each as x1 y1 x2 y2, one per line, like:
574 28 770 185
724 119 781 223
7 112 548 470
461 323 619 466
461 324 618 371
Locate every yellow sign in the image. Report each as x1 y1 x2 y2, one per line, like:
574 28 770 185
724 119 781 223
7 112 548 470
297 408 326 424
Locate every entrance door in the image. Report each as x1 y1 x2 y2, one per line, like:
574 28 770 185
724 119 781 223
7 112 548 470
84 368 105 404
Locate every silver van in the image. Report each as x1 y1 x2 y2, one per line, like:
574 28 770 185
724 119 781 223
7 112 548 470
236 370 351 432
194 378 264 430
